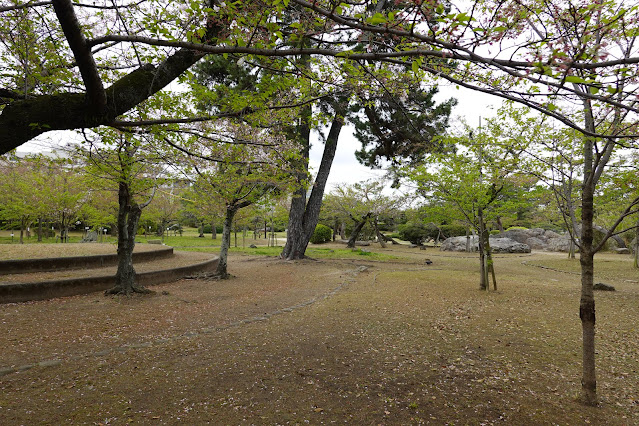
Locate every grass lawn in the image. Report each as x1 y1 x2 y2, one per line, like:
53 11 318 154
0 245 637 424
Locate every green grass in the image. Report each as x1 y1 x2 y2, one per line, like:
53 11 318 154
181 245 402 261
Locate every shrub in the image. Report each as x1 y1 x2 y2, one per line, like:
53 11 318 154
439 224 467 238
489 229 500 235
202 224 223 234
506 226 528 231
310 224 332 244
398 223 431 244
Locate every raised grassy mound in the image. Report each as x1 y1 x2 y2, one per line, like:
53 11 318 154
0 243 218 303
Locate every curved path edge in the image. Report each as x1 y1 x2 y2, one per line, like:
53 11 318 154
0 246 175 275
0 256 219 304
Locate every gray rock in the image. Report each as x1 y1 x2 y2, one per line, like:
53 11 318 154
593 282 615 291
545 237 573 252
249 244 257 248
496 230 530 244
614 248 631 255
489 237 531 253
544 230 562 239
525 237 547 250
81 230 98 243
440 236 530 253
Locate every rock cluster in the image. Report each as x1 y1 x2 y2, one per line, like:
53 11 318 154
440 228 574 253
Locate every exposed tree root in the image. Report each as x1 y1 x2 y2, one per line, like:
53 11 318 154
185 271 232 281
104 286 153 296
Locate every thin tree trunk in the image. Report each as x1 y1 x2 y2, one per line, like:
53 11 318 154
478 210 487 291
634 214 639 269
216 206 236 279
484 234 497 291
37 217 43 242
212 220 216 239
580 100 597 406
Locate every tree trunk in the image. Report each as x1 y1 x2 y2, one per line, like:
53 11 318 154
484 232 497 291
281 99 347 260
478 210 487 291
340 222 346 240
634 214 639 269
579 101 597 406
347 213 372 248
466 228 471 252
216 206 237 279
106 181 146 295
212 220 217 239
374 218 387 248
37 217 43 242
199 220 205 238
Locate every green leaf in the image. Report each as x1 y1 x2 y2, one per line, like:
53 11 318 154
370 13 386 25
565 75 588 84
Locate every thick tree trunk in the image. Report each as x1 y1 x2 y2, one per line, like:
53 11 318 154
281 100 347 260
216 206 237 279
106 181 146 295
347 213 372 248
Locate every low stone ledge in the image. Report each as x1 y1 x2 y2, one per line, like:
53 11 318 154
0 247 174 275
0 256 218 304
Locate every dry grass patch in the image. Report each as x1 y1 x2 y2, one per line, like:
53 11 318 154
0 248 638 424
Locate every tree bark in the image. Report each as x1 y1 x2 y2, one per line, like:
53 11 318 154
105 180 146 295
281 99 347 259
212 220 217 239
347 212 372 248
374 217 387 248
634 214 639 269
216 206 237 279
478 209 487 290
579 100 598 406
0 0 225 154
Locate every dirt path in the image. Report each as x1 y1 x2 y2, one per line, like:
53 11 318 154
1 250 637 424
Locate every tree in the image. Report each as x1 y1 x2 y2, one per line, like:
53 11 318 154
352 85 456 169
409 114 535 290
80 131 163 294
323 179 404 248
175 120 297 278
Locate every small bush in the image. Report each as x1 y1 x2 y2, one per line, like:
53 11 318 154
439 224 467 238
202 224 223 234
506 226 528 231
310 224 332 244
489 229 500 235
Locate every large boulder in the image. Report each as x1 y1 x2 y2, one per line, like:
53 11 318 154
489 237 531 253
440 236 475 252
525 237 547 250
545 237 573 252
440 236 530 253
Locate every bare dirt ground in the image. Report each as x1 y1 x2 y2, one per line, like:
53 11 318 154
1 245 638 425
